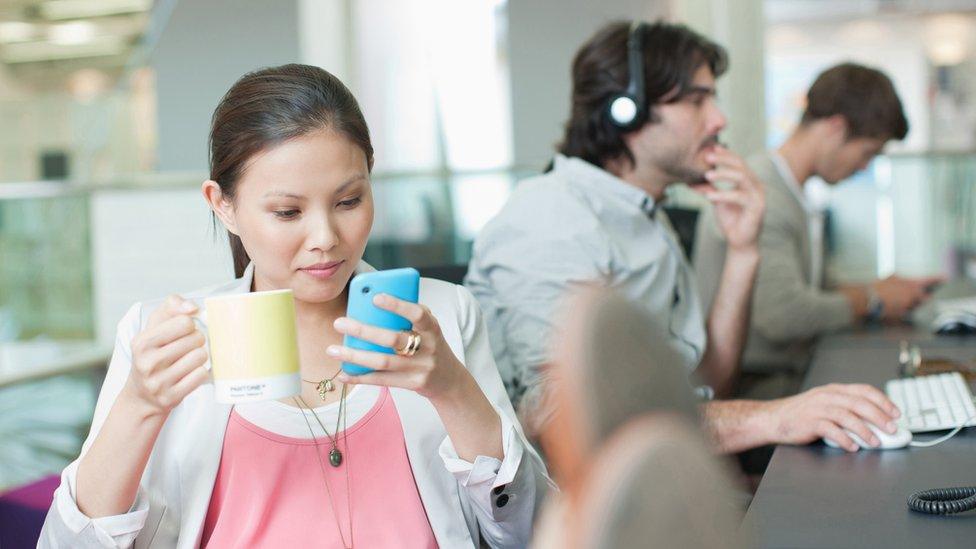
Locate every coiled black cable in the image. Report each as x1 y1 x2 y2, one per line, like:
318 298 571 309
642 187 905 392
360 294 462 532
907 487 976 515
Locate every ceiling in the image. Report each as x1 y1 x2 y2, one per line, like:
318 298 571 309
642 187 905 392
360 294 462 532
0 0 151 67
766 0 976 24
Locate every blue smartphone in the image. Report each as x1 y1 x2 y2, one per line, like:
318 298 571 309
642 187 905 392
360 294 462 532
341 268 421 375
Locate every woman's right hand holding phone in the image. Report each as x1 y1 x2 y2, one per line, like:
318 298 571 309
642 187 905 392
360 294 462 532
122 295 211 418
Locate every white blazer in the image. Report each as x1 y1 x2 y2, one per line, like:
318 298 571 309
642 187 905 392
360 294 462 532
39 263 552 548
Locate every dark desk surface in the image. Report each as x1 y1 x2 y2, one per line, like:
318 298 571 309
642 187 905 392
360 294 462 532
743 332 976 548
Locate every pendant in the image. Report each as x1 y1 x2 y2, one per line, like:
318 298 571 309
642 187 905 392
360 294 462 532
316 379 335 400
329 447 343 467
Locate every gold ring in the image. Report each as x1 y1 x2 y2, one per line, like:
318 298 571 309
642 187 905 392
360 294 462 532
396 331 422 357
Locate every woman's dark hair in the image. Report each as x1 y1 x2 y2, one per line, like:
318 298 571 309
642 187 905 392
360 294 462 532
801 62 908 141
557 20 728 170
209 63 374 278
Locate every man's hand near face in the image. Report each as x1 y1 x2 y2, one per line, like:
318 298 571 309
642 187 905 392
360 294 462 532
690 145 767 397
694 145 766 253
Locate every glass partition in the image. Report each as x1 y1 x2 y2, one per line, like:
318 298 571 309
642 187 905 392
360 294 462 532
0 169 523 341
826 152 976 282
2 154 975 340
0 191 93 340
364 170 521 270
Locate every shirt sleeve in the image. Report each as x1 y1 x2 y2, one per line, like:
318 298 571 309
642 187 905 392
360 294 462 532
46 460 149 548
438 392 526 485
38 303 154 549
692 203 727 314
437 285 555 548
465 183 611 416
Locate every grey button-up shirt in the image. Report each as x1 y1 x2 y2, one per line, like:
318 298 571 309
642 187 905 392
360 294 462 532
465 155 706 410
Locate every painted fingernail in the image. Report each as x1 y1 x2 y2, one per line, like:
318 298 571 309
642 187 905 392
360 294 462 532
326 345 342 357
334 317 351 330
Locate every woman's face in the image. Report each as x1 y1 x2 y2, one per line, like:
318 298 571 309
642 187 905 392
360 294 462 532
216 128 373 304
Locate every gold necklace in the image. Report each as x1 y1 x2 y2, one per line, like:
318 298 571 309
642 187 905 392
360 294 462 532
302 368 343 401
295 385 353 548
295 386 345 465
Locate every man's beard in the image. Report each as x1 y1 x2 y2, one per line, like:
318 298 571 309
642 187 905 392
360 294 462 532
658 135 718 185
658 152 708 185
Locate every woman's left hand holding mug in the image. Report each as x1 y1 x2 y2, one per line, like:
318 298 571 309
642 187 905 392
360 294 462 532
122 295 211 417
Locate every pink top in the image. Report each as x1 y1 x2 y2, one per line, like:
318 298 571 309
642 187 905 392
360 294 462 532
201 387 438 548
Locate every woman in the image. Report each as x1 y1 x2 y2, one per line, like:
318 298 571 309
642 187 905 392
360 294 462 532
40 64 549 548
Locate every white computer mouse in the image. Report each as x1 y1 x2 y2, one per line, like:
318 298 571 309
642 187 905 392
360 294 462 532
933 310 976 336
823 423 912 450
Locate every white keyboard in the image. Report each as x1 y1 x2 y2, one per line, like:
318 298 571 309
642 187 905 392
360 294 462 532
886 373 976 433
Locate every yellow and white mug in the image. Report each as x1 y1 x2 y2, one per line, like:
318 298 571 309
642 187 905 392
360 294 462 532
197 289 301 403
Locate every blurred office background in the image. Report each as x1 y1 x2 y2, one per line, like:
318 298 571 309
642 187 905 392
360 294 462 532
2 0 976 490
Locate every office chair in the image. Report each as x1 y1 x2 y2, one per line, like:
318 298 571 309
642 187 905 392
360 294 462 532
416 264 469 286
663 205 700 260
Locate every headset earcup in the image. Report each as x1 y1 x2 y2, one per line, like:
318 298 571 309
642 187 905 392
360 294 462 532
608 94 644 130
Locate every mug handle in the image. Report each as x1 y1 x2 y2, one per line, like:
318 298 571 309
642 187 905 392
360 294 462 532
190 316 214 374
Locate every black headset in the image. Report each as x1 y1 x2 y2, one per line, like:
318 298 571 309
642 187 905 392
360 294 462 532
606 21 648 131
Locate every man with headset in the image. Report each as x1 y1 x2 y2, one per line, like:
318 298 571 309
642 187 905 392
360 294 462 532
465 20 901 454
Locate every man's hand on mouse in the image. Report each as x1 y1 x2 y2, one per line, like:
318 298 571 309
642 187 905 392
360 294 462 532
758 383 901 452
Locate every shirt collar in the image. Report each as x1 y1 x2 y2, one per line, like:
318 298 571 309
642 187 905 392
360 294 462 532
554 154 660 217
769 150 812 213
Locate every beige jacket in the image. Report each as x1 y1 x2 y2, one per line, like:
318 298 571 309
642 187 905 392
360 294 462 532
39 262 551 549
694 151 853 374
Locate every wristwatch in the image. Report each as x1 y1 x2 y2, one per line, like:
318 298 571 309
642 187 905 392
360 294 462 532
865 285 884 322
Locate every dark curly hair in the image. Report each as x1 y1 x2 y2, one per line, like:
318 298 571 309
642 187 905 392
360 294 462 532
557 20 728 170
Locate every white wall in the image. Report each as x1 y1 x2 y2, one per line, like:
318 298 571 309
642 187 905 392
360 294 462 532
298 0 353 86
673 0 766 156
90 186 233 342
505 0 669 170
151 0 302 171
